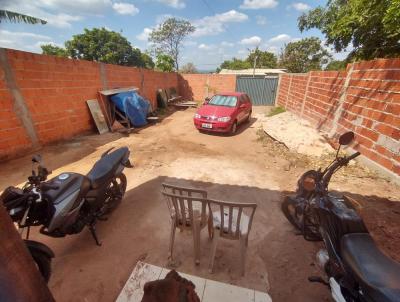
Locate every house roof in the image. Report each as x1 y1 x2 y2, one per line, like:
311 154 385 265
219 68 287 75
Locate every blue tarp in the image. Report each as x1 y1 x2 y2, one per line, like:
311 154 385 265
110 91 150 127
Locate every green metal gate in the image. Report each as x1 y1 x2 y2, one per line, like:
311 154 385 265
236 76 278 105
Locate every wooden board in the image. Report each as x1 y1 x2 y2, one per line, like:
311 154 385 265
99 87 138 96
87 99 109 134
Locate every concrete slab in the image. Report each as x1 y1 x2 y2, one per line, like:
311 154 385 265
116 261 272 302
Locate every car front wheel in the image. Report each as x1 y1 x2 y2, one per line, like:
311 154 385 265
230 121 237 135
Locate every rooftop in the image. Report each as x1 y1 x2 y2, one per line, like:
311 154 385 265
219 69 287 75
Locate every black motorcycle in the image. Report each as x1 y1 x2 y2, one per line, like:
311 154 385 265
1 147 132 282
282 131 400 301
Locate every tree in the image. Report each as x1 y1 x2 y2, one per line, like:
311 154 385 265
298 0 400 60
0 10 46 24
141 53 155 69
61 27 153 68
218 58 252 71
279 37 331 73
325 60 347 71
246 48 277 68
41 44 67 57
180 62 198 73
155 54 175 72
149 18 195 70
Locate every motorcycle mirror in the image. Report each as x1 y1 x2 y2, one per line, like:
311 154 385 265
32 154 42 163
338 131 354 146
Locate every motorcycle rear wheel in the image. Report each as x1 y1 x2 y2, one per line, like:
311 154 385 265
101 173 127 214
281 196 304 231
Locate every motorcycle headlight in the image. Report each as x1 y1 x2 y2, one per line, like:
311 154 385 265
303 176 316 191
194 113 201 119
217 116 231 122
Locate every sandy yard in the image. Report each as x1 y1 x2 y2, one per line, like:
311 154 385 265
0 106 399 302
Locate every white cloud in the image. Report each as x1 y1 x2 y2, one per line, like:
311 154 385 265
136 28 152 41
240 36 261 46
192 10 248 37
256 15 267 25
183 40 198 46
46 14 82 28
112 2 139 15
157 0 185 9
198 43 215 50
1 0 87 28
0 30 53 53
221 41 234 47
268 34 291 43
290 2 311 11
240 0 278 9
266 46 279 54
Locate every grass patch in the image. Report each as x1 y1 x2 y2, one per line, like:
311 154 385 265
267 106 286 117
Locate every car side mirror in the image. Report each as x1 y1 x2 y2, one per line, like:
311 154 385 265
204 97 210 105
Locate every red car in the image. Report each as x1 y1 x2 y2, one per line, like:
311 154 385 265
193 92 252 134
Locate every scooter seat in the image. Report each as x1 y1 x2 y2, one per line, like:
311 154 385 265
87 147 128 189
341 233 400 302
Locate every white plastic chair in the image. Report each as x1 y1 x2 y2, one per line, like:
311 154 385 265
161 183 211 265
207 199 257 276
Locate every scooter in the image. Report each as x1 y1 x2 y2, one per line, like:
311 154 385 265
1 147 133 282
282 132 400 301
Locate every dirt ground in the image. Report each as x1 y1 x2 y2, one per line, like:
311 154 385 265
1 106 399 302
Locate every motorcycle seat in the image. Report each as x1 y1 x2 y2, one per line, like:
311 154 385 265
87 147 128 189
341 233 400 302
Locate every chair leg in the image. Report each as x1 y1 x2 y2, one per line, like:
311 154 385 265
169 221 176 261
209 230 219 273
240 235 247 276
207 215 214 240
192 220 200 265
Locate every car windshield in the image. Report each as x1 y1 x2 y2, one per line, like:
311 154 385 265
208 95 237 107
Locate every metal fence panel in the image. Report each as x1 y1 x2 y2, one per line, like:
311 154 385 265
236 76 278 105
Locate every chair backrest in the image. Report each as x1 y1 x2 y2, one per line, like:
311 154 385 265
208 199 257 240
161 183 208 229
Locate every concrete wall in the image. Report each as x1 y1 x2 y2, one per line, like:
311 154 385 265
276 58 400 178
0 48 178 161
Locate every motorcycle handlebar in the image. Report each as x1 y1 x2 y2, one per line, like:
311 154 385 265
346 151 361 162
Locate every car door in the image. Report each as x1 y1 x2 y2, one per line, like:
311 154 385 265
237 95 247 122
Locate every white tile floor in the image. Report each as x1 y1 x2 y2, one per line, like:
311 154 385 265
116 261 272 302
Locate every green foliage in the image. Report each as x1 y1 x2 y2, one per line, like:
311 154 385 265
41 44 68 57
217 49 277 72
61 27 153 68
140 52 155 69
149 18 195 70
247 48 278 68
279 37 331 73
155 54 175 72
325 60 347 71
0 10 46 24
219 58 252 70
267 106 286 117
180 62 198 73
298 0 400 60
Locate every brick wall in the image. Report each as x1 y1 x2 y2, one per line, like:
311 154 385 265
178 74 236 102
0 49 178 161
276 58 400 177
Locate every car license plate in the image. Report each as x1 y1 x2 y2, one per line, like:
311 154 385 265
202 123 212 129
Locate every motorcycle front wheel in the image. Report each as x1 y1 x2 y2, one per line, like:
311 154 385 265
30 249 52 283
281 196 304 231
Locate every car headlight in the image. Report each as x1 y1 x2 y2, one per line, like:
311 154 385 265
217 116 231 122
194 113 201 119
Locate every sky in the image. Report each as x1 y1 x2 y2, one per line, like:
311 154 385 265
0 0 349 70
